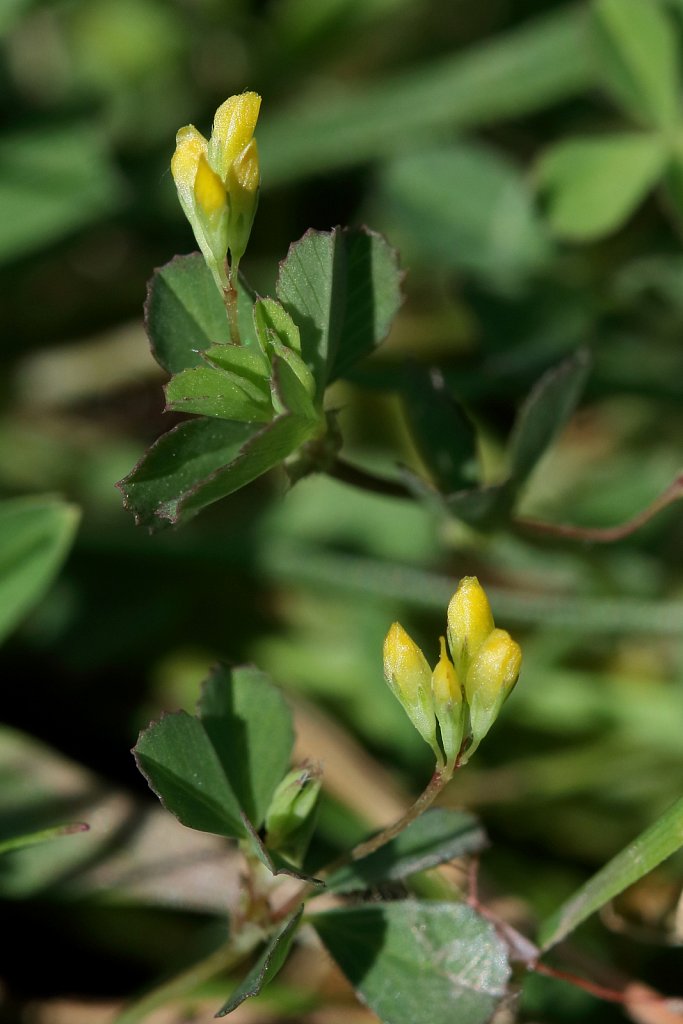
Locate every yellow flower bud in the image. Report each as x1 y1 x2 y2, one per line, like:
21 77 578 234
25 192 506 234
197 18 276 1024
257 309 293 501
464 627 522 753
209 92 262 181
432 638 461 707
431 637 465 769
171 124 208 215
383 622 440 761
447 576 495 679
171 93 262 293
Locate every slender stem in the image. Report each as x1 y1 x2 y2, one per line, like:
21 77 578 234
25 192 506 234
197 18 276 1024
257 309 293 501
532 962 667 1007
223 262 242 345
0 821 88 856
328 458 683 545
327 457 411 500
346 768 451 862
112 929 262 1024
271 767 453 924
515 471 683 544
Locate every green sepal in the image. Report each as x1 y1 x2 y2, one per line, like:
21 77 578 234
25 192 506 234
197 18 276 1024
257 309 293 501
264 762 322 868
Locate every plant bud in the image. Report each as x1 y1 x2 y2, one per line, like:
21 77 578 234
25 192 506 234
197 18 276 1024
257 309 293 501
209 92 262 181
465 627 522 752
383 622 440 761
171 125 208 218
264 762 322 867
447 576 495 678
193 155 230 266
171 92 262 290
226 138 260 266
431 637 465 769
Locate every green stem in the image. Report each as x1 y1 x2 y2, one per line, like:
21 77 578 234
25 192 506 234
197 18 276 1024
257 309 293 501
346 767 451 862
0 821 88 856
223 262 242 345
328 457 411 500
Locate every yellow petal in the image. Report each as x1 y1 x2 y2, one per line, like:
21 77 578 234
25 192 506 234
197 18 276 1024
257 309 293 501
194 153 227 216
432 637 462 708
231 138 260 194
171 125 208 208
210 92 261 177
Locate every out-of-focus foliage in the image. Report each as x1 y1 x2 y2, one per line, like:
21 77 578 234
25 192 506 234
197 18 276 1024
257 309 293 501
1 0 682 1020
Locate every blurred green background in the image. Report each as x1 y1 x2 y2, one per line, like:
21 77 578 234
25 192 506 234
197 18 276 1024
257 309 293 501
1 1 682 1021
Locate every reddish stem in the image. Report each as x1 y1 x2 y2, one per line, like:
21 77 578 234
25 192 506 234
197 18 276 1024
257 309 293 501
532 961 667 1007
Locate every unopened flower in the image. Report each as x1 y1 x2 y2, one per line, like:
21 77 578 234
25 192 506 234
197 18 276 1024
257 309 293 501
465 627 521 754
447 576 494 679
431 637 465 770
265 762 322 867
171 92 261 291
383 622 440 762
383 576 521 770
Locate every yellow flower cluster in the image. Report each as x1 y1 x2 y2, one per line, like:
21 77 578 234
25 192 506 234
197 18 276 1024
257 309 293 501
383 577 521 770
171 92 261 291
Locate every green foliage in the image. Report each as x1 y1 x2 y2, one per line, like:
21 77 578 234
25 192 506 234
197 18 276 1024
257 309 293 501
145 254 233 374
507 350 591 486
276 227 403 390
0 496 79 644
401 367 478 493
0 123 124 262
217 907 304 1017
0 822 87 857
259 6 593 183
325 808 487 893
540 797 683 950
591 0 682 130
117 398 315 528
313 901 511 1024
134 664 294 837
535 0 683 241
379 142 549 287
537 134 667 240
402 350 591 529
4 1 683 1020
120 228 402 527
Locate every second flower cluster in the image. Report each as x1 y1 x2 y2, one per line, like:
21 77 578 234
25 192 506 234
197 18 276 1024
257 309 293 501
383 577 522 771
